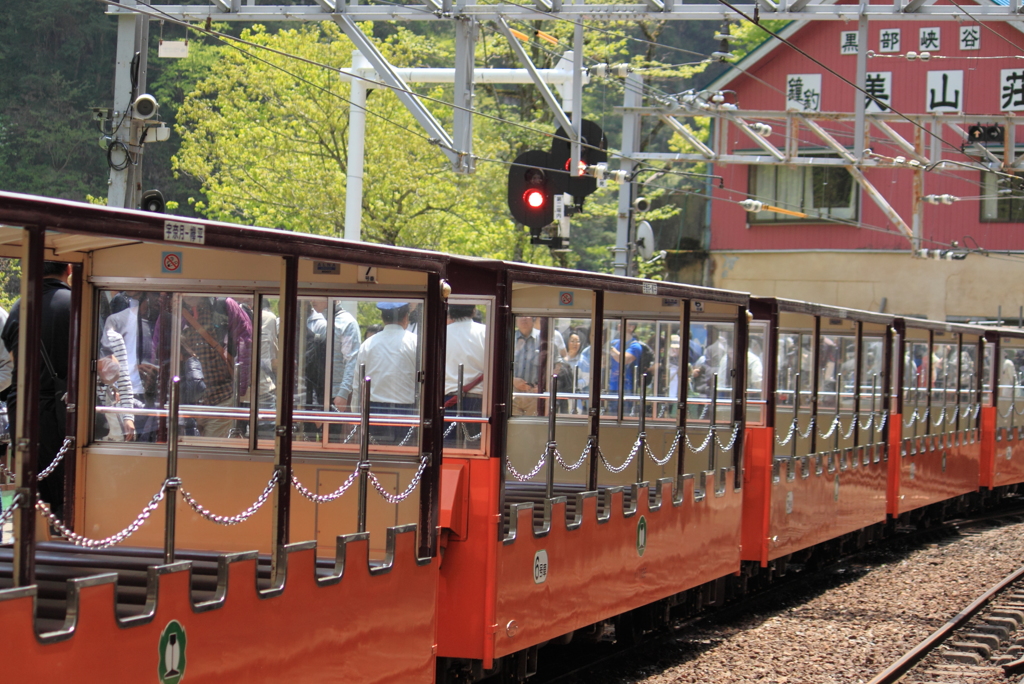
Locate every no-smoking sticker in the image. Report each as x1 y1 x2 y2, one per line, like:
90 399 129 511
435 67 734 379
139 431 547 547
162 251 182 274
559 291 574 306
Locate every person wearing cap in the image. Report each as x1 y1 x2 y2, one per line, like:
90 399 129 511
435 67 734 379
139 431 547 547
356 301 419 443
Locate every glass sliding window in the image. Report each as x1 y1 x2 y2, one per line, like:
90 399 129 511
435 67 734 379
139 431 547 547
94 290 174 443
688 321 735 425
444 300 491 448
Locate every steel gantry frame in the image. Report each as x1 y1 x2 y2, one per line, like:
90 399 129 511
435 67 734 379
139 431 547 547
104 0 1024 272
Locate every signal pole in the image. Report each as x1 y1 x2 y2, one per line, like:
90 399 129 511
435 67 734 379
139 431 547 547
614 71 642 277
108 2 149 210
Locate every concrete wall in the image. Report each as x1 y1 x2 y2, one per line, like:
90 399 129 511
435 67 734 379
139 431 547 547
709 250 1024 321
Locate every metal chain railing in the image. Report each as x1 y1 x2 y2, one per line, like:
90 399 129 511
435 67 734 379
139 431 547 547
644 432 679 466
0 491 21 530
932 406 947 428
685 427 714 453
368 455 430 504
903 406 921 428
819 414 842 440
178 471 279 526
598 439 640 474
554 439 589 471
0 437 73 481
775 419 798 446
715 424 741 452
40 484 167 549
506 453 546 482
841 413 858 441
443 421 458 438
460 423 482 442
859 412 875 432
292 469 359 504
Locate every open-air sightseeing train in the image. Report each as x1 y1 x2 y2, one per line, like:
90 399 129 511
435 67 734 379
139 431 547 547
0 190 1019 682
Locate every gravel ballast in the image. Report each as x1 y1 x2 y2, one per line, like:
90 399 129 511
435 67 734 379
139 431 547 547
557 518 1024 684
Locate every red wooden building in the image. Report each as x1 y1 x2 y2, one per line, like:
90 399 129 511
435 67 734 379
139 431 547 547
703 0 1024 321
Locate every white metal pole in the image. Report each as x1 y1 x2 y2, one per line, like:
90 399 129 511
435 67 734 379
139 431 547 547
614 72 642 277
345 50 369 244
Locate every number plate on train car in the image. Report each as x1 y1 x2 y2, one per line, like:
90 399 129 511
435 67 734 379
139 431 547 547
164 221 206 245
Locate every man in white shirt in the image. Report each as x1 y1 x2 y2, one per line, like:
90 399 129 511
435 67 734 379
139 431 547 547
444 304 486 446
356 301 419 444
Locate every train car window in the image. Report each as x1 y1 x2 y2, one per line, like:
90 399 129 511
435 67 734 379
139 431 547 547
982 341 993 408
932 337 958 433
774 328 814 459
94 290 174 443
997 340 1024 429
444 300 491 449
860 336 885 426
688 322 735 425
178 293 255 442
347 299 424 449
903 340 931 412
745 324 768 426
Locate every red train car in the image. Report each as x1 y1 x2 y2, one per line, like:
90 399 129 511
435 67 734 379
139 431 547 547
980 327 1024 492
436 259 749 680
743 298 892 569
889 318 985 520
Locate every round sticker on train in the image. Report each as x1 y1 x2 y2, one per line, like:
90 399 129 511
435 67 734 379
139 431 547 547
636 516 648 557
158 620 187 684
533 550 548 584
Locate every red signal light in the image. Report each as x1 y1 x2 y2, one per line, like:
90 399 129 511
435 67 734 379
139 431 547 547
563 159 588 175
524 188 545 209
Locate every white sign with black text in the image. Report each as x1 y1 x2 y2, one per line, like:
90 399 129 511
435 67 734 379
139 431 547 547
926 70 963 112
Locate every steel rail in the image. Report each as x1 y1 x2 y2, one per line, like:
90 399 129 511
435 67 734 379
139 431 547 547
867 564 1024 684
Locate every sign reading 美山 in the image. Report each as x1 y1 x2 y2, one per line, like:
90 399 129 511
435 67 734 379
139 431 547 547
786 74 822 112
864 72 892 113
926 71 963 112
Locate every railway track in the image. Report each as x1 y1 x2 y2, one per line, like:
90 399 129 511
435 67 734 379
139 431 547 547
530 500 1024 684
870 565 1024 684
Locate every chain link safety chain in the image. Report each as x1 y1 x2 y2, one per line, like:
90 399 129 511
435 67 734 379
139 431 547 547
842 413 858 441
798 415 816 440
553 440 588 471
178 471 279 526
444 421 458 438
819 414 842 441
40 483 168 549
460 422 482 442
903 407 920 428
0 491 21 528
0 437 73 481
368 454 430 504
643 433 677 466
859 412 875 432
932 406 947 428
685 427 714 453
292 469 359 504
775 418 798 446
947 405 960 425
506 452 547 482
714 424 741 452
342 424 359 444
599 439 639 474
397 426 417 448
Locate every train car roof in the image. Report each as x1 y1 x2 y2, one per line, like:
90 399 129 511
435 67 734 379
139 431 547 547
448 254 750 306
750 296 893 325
0 191 447 273
896 316 988 337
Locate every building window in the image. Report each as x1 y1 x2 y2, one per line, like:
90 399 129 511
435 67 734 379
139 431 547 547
981 172 1024 222
747 163 858 223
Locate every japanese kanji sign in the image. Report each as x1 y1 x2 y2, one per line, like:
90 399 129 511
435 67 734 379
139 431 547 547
840 31 858 55
919 27 940 52
865 72 892 112
926 70 963 112
786 73 822 112
879 29 901 53
960 25 980 50
1001 69 1024 111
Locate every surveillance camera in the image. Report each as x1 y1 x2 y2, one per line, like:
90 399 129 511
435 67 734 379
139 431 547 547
633 196 650 213
132 94 159 120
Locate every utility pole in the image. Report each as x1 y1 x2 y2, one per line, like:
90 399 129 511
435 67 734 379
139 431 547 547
108 1 150 210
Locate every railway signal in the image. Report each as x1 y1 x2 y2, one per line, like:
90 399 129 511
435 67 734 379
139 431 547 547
550 119 607 205
507 150 557 232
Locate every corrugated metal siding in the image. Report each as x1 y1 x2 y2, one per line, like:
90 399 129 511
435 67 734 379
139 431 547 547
712 3 1024 252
